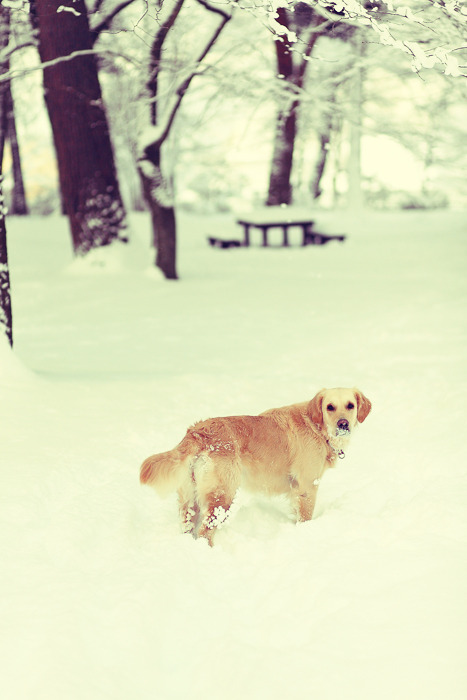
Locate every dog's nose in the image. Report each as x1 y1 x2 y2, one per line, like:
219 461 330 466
337 419 349 431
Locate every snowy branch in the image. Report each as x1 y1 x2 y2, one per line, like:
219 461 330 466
312 0 467 76
0 46 141 83
0 40 37 65
260 0 467 76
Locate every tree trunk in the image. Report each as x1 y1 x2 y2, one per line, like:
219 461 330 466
310 129 330 200
6 86 28 215
138 0 230 279
310 97 337 201
347 33 365 210
266 8 296 206
266 6 354 207
0 2 10 169
138 0 184 281
267 107 297 206
0 178 13 347
138 145 178 280
0 4 12 345
266 7 323 207
33 0 127 254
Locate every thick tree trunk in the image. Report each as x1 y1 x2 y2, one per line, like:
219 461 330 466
266 8 296 207
33 0 126 254
266 106 297 206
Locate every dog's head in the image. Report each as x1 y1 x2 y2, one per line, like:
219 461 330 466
309 388 371 437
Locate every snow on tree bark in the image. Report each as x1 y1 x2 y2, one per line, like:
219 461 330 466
32 0 127 255
0 6 13 346
0 178 13 347
138 149 178 281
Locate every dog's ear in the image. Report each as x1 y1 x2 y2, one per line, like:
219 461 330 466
354 389 372 423
309 390 325 426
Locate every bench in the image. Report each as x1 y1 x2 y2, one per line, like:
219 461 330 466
207 236 242 249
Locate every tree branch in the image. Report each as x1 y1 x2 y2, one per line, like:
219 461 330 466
90 0 137 44
296 15 329 86
0 41 37 64
195 0 231 21
148 6 232 149
92 0 107 15
148 0 185 124
0 47 141 83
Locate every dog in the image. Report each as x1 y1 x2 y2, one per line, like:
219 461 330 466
140 388 371 545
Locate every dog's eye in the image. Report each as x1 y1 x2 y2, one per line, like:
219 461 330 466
327 404 336 412
346 402 355 410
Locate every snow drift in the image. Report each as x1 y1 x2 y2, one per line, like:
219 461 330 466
1 209 466 700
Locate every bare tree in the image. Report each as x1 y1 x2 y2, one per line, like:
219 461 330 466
136 0 232 279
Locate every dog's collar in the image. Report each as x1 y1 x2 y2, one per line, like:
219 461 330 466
326 440 345 460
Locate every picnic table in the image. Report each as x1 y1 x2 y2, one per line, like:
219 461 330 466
207 207 346 249
236 208 346 247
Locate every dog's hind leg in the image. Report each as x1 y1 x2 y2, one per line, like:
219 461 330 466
178 494 200 536
197 489 235 546
193 454 240 546
177 460 200 536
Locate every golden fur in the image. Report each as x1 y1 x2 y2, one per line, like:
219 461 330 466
140 388 371 545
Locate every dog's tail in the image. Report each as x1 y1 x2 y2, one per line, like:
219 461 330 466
140 433 198 497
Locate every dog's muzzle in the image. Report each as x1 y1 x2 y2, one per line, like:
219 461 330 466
336 419 350 436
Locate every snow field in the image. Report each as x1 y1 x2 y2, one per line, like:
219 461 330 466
1 209 466 699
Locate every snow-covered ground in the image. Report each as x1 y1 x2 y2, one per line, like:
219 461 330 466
1 209 467 700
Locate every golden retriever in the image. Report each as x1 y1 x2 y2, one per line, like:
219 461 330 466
140 387 371 545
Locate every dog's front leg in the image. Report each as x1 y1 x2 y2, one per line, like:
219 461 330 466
290 480 320 523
